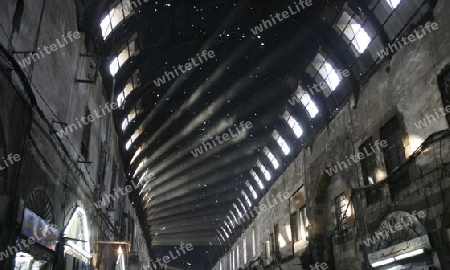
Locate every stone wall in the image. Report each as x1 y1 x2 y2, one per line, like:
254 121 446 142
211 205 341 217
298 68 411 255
213 0 450 269
0 0 151 268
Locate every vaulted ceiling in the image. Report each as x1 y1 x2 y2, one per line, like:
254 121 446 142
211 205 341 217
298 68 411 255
75 0 433 268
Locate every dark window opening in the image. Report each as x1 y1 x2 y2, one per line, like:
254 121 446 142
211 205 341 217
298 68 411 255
109 160 117 209
97 142 107 185
273 225 280 261
359 138 382 204
291 211 298 243
264 239 271 264
291 206 309 242
437 65 450 126
380 116 409 200
335 194 351 244
81 108 91 160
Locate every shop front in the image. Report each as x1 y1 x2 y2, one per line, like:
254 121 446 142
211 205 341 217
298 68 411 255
63 207 92 270
14 208 59 270
368 234 436 270
366 211 439 270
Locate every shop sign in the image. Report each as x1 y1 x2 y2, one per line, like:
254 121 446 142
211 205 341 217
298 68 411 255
368 234 430 265
21 208 59 251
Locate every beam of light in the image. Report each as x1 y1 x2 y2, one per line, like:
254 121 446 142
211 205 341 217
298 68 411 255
131 37 298 190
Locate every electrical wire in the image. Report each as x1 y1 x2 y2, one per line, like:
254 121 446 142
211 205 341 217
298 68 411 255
0 42 122 235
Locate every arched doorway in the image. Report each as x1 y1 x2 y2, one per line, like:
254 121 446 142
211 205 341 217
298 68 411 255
367 211 437 269
63 207 91 269
372 211 426 252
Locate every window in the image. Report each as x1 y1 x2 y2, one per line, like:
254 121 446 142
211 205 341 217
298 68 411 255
230 210 239 225
97 142 107 185
291 211 298 241
121 108 142 131
283 110 303 138
245 181 258 199
218 231 225 242
312 53 342 91
233 203 242 218
126 128 143 150
100 1 134 40
219 229 227 240
230 215 237 228
291 206 309 242
134 158 148 177
437 65 450 126
130 147 142 164
110 36 139 76
225 218 233 231
335 194 351 244
263 241 271 264
129 218 135 243
232 248 235 270
256 160 271 180
243 237 247 263
252 229 256 257
380 116 409 199
229 211 237 226
263 147 279 169
386 0 402 9
237 198 247 213
236 245 240 268
109 161 118 209
250 170 264 189
337 11 371 54
381 117 405 173
143 193 151 207
289 186 308 252
293 86 319 118
81 108 91 159
241 190 252 207
272 130 290 155
273 225 280 260
221 226 229 238
359 138 382 204
117 69 141 107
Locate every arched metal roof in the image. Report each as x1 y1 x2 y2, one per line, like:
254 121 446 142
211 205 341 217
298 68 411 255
75 0 434 267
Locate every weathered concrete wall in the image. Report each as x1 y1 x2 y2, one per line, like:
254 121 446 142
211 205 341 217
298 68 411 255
0 0 151 268
213 0 450 269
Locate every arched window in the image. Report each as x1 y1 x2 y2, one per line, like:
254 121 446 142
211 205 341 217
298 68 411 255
25 189 55 224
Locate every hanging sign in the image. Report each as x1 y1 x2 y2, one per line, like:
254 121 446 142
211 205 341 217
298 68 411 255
368 234 431 265
21 208 59 251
